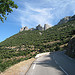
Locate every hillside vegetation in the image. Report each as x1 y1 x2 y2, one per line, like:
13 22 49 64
0 20 75 72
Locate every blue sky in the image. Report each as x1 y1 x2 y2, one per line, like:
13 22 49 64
0 0 75 42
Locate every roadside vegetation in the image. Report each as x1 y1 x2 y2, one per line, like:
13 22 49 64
0 20 75 72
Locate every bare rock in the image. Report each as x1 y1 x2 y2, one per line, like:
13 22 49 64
44 24 51 30
57 15 75 25
36 24 43 31
20 26 29 32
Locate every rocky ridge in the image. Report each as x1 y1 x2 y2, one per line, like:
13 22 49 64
20 26 29 32
20 24 51 32
57 15 75 25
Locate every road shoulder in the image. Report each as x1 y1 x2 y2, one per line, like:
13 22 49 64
0 58 35 75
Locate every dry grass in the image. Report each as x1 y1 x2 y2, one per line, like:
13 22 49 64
0 58 35 75
43 40 60 45
60 43 68 48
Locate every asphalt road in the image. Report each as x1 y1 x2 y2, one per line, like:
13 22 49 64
26 51 75 75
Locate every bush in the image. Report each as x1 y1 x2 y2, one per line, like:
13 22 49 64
55 45 60 51
0 59 3 63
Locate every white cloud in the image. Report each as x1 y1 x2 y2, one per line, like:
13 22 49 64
15 2 53 27
13 0 75 27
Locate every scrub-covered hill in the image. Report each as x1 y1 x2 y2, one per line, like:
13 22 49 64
0 20 75 72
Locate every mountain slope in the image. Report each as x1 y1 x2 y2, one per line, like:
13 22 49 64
0 20 75 72
1 20 75 46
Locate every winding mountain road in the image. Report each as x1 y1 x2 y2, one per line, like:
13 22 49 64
26 51 75 75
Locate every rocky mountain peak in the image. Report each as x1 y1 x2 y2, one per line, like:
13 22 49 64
36 24 43 31
20 24 51 32
57 15 75 25
44 24 51 30
20 26 29 32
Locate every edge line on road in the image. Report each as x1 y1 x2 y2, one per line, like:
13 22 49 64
33 63 36 69
66 55 73 60
59 66 69 75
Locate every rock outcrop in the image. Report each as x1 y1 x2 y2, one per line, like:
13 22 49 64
44 24 51 30
20 26 29 32
66 35 75 58
57 15 75 25
20 24 51 32
36 24 44 31
36 24 51 31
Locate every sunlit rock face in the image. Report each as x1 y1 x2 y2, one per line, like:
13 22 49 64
36 24 51 31
57 15 75 25
20 26 29 32
44 24 51 30
20 24 51 32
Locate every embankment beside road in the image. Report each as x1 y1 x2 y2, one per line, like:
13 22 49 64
0 52 50 75
0 58 35 75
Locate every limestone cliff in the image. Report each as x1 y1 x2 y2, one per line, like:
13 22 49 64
20 26 29 32
20 24 51 32
44 24 51 30
57 15 75 25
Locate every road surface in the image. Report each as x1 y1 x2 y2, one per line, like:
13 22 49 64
26 51 75 75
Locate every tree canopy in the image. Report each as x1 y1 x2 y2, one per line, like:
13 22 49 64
0 0 18 22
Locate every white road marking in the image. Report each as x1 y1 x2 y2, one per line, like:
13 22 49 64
59 66 69 75
33 63 36 69
55 60 58 64
64 54 73 60
68 57 73 60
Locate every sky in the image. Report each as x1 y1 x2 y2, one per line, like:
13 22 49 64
0 0 75 42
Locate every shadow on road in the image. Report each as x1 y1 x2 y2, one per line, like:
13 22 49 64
32 53 66 75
